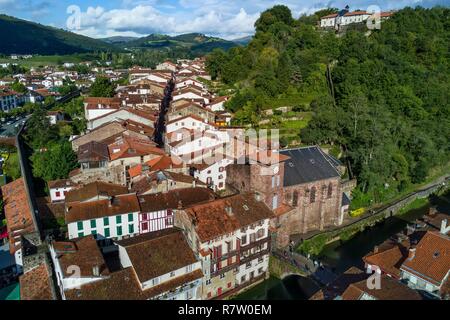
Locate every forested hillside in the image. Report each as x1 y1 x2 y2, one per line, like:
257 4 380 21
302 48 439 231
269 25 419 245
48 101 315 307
0 14 116 55
206 6 450 205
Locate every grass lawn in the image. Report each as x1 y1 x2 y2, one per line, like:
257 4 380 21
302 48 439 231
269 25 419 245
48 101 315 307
0 54 86 68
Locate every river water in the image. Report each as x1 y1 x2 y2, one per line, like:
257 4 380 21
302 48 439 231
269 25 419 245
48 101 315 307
236 192 449 300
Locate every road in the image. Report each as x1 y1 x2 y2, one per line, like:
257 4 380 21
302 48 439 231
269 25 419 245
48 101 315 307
154 80 174 147
0 115 30 137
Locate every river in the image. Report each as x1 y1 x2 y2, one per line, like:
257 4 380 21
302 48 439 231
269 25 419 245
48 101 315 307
235 191 449 300
233 275 319 300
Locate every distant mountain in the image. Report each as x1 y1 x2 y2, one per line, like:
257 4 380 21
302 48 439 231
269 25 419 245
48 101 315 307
0 14 117 55
231 35 253 45
99 36 139 44
122 33 238 54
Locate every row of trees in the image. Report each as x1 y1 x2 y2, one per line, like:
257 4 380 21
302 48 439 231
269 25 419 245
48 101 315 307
206 6 450 205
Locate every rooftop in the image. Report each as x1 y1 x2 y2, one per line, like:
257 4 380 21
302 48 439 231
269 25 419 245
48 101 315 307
280 146 341 186
185 193 274 242
65 181 128 204
400 231 450 286
117 228 199 283
66 193 140 223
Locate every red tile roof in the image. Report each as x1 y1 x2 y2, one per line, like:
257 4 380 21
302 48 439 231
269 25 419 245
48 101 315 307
363 244 409 278
138 187 216 212
341 274 422 300
53 235 109 277
185 193 274 242
400 231 450 286
66 193 140 223
19 262 55 300
108 136 165 161
117 228 199 282
1 178 36 254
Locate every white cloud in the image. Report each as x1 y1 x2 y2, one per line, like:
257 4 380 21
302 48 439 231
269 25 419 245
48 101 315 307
73 4 259 39
68 0 449 39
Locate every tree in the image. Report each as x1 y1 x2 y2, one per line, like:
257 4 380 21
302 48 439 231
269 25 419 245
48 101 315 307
25 105 57 149
89 76 115 97
255 5 294 33
11 81 27 93
31 141 78 181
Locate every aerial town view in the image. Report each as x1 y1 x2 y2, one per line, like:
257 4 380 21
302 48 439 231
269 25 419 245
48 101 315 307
0 0 449 312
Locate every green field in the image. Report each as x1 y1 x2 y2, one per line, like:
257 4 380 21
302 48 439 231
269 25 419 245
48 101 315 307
0 54 93 68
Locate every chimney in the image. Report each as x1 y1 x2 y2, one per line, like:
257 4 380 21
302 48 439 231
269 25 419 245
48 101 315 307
373 246 379 254
440 219 450 235
92 265 100 277
178 200 183 210
408 248 416 261
192 179 196 188
108 196 114 207
255 193 262 202
225 206 233 216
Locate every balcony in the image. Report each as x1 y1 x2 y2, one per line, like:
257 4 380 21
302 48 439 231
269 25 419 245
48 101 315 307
210 246 271 278
211 273 266 300
209 236 271 264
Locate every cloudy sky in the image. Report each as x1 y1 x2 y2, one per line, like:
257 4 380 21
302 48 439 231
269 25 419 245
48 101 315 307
0 0 448 39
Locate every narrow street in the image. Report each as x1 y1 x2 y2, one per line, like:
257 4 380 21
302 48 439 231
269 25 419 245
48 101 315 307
154 79 174 147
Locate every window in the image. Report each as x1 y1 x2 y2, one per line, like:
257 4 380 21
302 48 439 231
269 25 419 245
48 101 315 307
78 232 84 238
129 224 134 234
103 217 109 226
256 229 265 239
128 213 133 222
77 221 83 231
219 182 224 189
310 187 316 203
90 220 96 229
206 279 211 285
219 167 224 172
258 267 264 274
246 262 252 269
152 277 160 286
327 183 333 199
116 216 122 224
142 213 148 220
292 191 299 207
117 226 122 236
219 274 226 279
272 195 278 210
186 264 193 273
227 282 232 288
55 191 61 197
276 175 280 187
170 271 175 277
91 230 97 236
241 275 246 283
218 175 223 180
104 228 110 238
241 235 247 245
271 176 275 188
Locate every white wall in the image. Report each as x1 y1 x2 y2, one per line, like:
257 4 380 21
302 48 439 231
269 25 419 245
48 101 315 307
173 92 209 104
49 186 74 203
194 158 233 191
166 116 213 133
67 212 140 240
89 109 154 130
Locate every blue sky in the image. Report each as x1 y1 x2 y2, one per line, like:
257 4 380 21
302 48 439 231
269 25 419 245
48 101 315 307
0 0 448 39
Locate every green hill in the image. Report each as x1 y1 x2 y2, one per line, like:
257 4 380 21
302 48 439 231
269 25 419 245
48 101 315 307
0 14 117 55
99 36 139 44
122 32 238 54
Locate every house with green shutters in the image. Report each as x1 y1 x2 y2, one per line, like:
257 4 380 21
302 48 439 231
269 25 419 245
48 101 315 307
66 193 141 241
